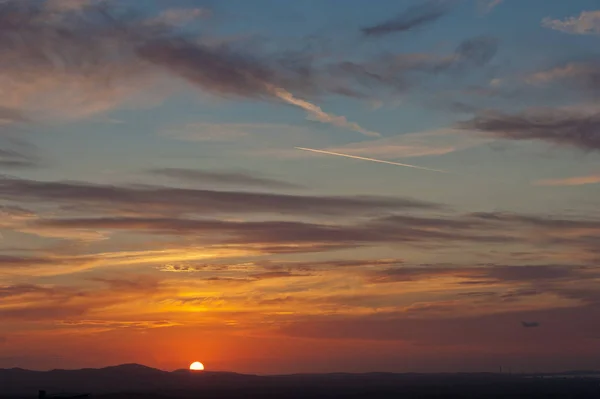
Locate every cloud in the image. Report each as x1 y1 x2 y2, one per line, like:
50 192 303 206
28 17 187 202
90 276 162 293
148 168 302 190
29 213 514 250
250 271 312 280
521 321 540 328
0 305 89 321
277 304 600 346
4 174 600 263
0 176 436 217
57 319 180 329
160 260 313 282
0 0 502 135
326 36 498 102
311 129 489 160
454 36 499 67
362 0 453 37
469 212 600 233
140 31 377 134
477 0 503 15
0 0 160 121
0 137 39 168
368 264 590 284
0 284 57 299
542 10 600 35
459 108 600 151
268 87 380 137
0 0 376 135
0 254 102 276
534 174 600 187
0 148 38 168
0 282 90 320
12 204 600 263
297 259 404 269
158 258 404 273
44 0 97 12
0 276 172 322
162 122 251 142
0 107 28 124
525 62 600 87
150 8 211 27
521 62 600 100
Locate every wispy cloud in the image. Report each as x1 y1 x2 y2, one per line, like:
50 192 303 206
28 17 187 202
524 62 600 86
369 264 593 284
269 86 380 137
0 0 373 135
542 10 600 35
317 129 489 160
163 122 316 143
0 176 437 217
534 174 600 187
150 8 211 26
0 148 38 168
477 0 503 15
0 0 502 137
295 147 448 173
0 137 40 168
148 168 302 190
460 108 600 151
362 0 454 37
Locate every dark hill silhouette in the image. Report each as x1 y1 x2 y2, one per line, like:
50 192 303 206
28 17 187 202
1 364 599 398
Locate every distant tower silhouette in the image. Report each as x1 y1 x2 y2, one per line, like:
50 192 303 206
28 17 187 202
39 390 46 399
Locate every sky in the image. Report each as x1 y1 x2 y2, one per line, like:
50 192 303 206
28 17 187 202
1 0 600 374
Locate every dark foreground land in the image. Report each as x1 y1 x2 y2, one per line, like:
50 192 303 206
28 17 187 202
2 364 599 398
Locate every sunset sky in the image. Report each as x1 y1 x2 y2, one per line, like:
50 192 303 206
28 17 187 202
2 0 600 374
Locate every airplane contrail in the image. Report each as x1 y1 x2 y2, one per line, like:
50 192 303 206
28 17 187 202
295 147 448 173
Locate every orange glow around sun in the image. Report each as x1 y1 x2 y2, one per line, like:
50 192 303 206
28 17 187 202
190 361 205 371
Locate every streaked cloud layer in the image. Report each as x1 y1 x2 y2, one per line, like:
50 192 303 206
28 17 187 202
1 0 600 374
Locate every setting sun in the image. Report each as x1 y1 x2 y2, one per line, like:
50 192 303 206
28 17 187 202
190 361 205 371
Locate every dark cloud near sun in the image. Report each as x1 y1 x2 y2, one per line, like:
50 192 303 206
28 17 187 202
0 255 66 269
3 172 600 259
31 215 515 249
362 0 454 37
89 276 162 293
0 284 56 299
5 183 599 255
148 168 302 190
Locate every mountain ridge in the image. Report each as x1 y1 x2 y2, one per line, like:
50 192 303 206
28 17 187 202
1 364 599 396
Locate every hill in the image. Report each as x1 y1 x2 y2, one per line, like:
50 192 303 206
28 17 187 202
1 365 599 398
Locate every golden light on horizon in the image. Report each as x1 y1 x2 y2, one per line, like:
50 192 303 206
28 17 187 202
190 361 205 371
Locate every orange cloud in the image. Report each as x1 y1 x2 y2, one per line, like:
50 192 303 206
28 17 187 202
534 174 600 186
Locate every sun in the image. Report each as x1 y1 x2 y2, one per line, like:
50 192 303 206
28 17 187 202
189 361 205 371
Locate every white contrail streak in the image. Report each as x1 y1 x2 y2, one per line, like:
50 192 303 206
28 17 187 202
295 147 448 173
